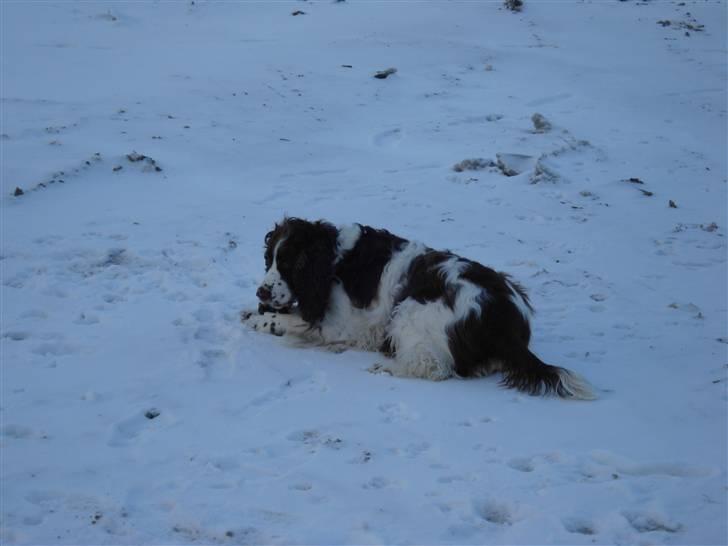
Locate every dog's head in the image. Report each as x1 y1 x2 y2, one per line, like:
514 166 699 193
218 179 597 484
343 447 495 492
257 218 338 323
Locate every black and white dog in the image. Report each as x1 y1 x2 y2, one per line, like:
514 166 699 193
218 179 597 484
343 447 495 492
243 217 593 399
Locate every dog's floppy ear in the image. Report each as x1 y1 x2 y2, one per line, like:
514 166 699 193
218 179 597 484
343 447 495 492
291 222 337 324
264 222 284 270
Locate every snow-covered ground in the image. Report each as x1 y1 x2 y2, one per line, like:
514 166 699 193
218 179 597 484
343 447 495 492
1 1 726 544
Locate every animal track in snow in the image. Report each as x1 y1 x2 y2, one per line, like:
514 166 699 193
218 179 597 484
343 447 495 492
378 402 419 423
589 451 713 478
562 516 597 535
474 499 515 525
74 312 100 325
507 457 535 473
348 450 373 464
448 114 503 126
373 128 403 147
286 429 345 454
390 441 431 459
623 511 682 534
195 348 228 380
363 476 397 490
3 331 30 341
31 341 77 356
108 409 167 447
238 372 328 415
19 309 48 320
1 424 35 439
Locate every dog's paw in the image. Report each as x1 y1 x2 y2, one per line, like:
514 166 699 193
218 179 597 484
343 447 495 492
368 362 393 376
240 309 257 322
243 312 285 336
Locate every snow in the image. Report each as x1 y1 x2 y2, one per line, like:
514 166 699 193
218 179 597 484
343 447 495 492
1 1 726 544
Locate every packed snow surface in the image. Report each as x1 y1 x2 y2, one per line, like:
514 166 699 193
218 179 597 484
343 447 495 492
1 1 726 544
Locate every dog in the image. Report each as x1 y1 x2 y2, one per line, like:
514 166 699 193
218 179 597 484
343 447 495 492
242 217 594 399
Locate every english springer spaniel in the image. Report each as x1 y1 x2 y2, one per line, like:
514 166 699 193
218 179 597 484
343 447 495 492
243 217 594 399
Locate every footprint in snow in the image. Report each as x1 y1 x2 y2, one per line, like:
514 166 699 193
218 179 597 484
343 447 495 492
348 450 373 464
239 372 328 413
373 128 403 148
21 513 44 526
1 424 35 439
589 450 713 478
507 457 535 473
196 348 228 380
445 522 483 540
74 312 100 325
390 441 431 459
379 402 419 423
473 499 515 525
19 309 48 320
623 511 682 534
108 408 166 447
458 416 495 427
3 331 30 341
101 293 126 305
562 516 597 535
363 476 396 490
31 341 77 357
286 429 345 453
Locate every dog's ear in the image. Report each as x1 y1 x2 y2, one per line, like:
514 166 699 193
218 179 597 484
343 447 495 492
264 229 274 245
291 224 337 324
264 222 283 270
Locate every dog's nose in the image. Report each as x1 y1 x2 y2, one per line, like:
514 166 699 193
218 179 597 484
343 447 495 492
256 285 272 302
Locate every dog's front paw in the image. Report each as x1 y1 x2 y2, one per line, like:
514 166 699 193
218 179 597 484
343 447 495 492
244 312 285 336
240 309 256 322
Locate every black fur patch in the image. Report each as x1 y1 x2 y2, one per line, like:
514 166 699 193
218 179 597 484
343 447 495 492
445 261 533 381
442 261 572 395
396 250 458 309
459 262 532 344
335 226 406 308
379 337 396 357
496 341 575 397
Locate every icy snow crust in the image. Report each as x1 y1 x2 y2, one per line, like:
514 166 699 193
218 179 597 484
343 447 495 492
1 1 726 544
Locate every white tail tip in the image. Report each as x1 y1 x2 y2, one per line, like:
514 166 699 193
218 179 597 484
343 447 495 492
558 369 597 400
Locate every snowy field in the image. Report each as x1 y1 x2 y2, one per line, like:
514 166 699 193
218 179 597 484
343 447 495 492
1 1 727 544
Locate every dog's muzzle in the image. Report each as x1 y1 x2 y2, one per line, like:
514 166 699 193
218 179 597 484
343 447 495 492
256 285 272 302
256 280 294 311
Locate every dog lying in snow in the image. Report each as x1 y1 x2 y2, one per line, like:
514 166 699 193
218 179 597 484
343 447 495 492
242 217 594 399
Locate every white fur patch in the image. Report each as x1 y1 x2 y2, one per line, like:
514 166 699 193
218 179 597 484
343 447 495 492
245 311 308 337
557 369 597 400
387 298 456 380
317 240 428 350
438 257 486 319
336 224 361 261
260 238 293 308
506 279 532 320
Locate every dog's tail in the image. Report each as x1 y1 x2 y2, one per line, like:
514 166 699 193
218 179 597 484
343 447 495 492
500 345 596 400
